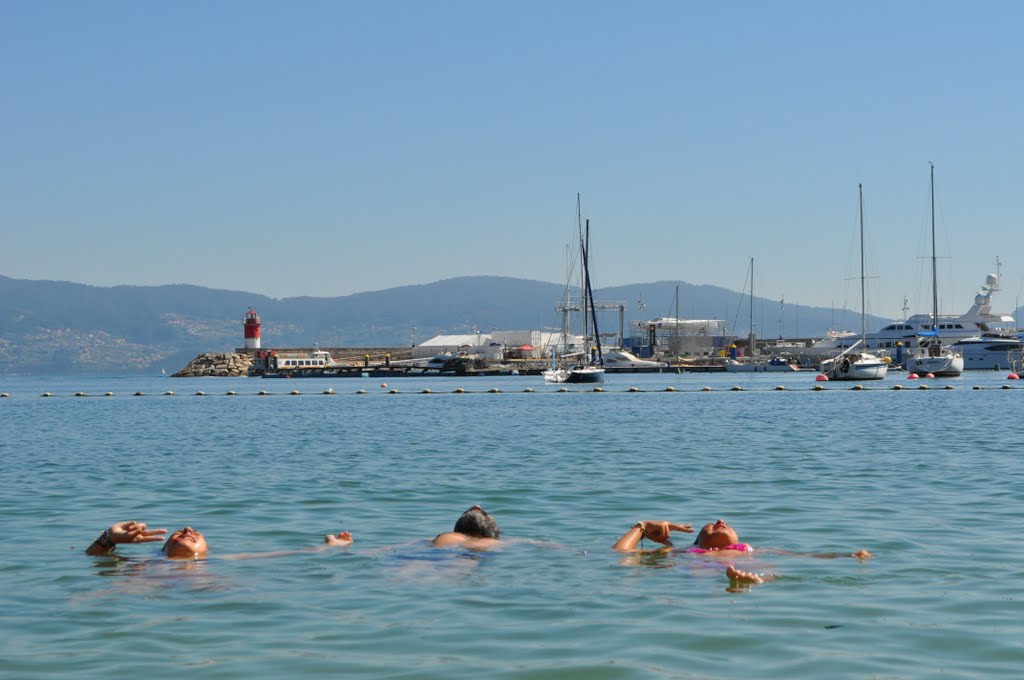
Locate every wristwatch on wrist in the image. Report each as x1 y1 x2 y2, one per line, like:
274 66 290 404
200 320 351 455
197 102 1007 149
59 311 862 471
96 529 116 551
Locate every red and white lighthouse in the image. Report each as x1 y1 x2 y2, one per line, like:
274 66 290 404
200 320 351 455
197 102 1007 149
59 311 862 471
243 308 261 349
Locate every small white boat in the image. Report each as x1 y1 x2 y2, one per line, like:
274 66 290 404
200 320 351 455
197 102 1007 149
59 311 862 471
723 356 799 372
820 347 889 381
820 184 888 381
602 349 666 372
544 365 606 383
904 164 963 377
906 338 964 376
544 196 606 385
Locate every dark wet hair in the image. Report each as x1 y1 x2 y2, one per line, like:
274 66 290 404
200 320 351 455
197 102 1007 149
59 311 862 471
453 505 501 539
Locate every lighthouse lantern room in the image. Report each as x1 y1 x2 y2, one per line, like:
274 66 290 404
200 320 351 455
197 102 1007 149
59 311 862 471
243 308 261 349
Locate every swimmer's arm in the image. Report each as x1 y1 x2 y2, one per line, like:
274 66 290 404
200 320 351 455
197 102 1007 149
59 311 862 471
85 521 167 555
221 531 354 560
612 521 693 551
760 548 872 559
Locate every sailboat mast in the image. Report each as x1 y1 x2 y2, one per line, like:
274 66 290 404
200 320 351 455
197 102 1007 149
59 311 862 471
583 218 603 363
859 184 866 343
748 257 755 355
577 194 587 357
930 162 939 333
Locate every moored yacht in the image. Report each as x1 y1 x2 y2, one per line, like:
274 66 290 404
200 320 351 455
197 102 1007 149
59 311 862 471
950 333 1024 370
602 349 667 372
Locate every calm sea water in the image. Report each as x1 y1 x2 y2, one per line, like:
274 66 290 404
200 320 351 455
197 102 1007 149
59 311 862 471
2 370 1022 678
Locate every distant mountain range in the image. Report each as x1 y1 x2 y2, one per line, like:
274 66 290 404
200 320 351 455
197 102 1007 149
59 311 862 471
0 273 906 375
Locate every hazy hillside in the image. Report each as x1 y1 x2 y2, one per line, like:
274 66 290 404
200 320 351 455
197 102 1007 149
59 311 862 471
0 273 901 375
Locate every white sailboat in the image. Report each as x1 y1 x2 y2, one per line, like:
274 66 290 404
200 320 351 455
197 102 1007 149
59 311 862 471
820 185 889 381
905 163 964 377
544 197 605 384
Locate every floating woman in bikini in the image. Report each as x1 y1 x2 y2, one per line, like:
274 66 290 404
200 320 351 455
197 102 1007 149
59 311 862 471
612 518 871 587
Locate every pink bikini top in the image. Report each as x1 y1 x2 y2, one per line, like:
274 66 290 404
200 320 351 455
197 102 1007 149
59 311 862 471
685 543 752 554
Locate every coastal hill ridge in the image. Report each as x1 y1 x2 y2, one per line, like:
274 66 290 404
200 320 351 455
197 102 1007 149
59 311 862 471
0 273 897 375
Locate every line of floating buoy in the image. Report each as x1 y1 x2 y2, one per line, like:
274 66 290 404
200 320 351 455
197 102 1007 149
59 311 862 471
9 383 1023 400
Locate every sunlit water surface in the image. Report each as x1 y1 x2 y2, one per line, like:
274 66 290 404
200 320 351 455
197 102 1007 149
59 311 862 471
1 371 1022 678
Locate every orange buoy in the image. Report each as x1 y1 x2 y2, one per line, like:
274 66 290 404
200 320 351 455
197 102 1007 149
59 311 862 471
380 383 388 388
815 374 828 381
925 373 935 379
1008 373 1019 380
908 373 919 380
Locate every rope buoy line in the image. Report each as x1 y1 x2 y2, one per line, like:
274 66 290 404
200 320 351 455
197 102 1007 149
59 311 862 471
7 383 1019 398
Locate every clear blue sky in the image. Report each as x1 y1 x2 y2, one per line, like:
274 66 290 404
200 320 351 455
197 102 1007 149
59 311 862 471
3 1 1023 320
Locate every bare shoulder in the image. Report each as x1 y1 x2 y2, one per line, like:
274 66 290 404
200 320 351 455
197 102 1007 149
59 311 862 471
431 532 467 547
431 533 499 550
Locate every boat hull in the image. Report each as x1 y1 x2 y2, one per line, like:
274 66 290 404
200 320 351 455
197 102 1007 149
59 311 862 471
723 360 799 372
820 354 888 381
545 366 605 383
952 337 1024 370
905 354 964 377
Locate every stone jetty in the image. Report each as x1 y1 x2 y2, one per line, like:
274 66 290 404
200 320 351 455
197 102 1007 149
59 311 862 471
172 352 253 377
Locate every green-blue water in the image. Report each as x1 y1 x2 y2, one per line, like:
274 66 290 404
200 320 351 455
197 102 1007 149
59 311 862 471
2 371 1022 678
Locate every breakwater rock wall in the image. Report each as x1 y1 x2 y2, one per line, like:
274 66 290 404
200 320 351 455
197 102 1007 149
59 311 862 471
173 353 253 377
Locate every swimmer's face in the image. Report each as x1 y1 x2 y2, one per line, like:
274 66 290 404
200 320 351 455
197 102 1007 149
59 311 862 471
695 519 740 549
163 526 208 558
